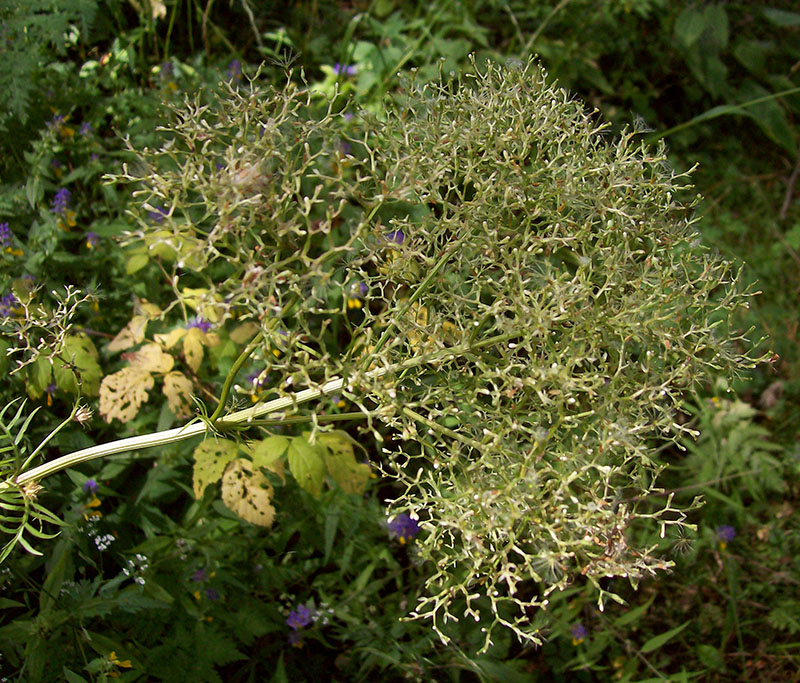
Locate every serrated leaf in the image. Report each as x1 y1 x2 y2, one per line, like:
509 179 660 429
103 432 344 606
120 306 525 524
640 620 691 653
288 435 325 497
319 431 371 494
183 327 205 373
53 334 102 396
99 367 154 423
221 459 275 527
108 315 148 352
162 371 194 418
128 342 174 373
192 438 239 498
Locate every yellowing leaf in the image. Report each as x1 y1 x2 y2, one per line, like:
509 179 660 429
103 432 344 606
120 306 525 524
134 298 162 319
288 435 326 498
53 334 102 396
163 371 194 418
183 327 205 373
230 322 260 344
319 431 371 494
108 315 148 352
154 328 187 349
192 438 239 498
221 459 275 527
126 252 149 274
99 367 154 423
181 287 224 322
128 343 174 373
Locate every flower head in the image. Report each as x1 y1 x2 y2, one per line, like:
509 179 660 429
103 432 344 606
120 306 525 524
716 524 736 549
0 223 10 247
286 604 312 630
571 623 588 645
386 229 405 245
148 205 168 223
333 63 357 77
226 59 242 80
205 587 220 601
51 188 71 216
0 293 17 317
82 478 98 494
387 513 420 544
79 122 92 136
187 316 212 332
85 231 100 249
192 569 207 582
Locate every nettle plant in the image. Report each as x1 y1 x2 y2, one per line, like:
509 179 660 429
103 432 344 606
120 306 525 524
0 59 762 651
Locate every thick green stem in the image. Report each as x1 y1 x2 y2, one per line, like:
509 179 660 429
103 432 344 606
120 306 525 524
209 330 263 423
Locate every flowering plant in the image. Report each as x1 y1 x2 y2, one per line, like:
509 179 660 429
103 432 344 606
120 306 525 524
0 58 764 651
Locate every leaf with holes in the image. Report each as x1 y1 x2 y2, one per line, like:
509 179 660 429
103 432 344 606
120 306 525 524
192 438 240 498
221 459 275 527
319 431 371 494
127 343 174 373
163 371 194 418
99 367 154 423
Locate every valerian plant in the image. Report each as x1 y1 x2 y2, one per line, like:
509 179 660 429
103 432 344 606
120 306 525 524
0 58 765 652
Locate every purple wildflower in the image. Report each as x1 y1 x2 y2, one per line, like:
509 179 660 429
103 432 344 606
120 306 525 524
716 525 736 544
86 232 100 249
0 293 17 316
82 479 98 494
226 59 242 80
205 588 220 601
187 317 212 332
0 223 10 247
286 605 312 630
51 188 71 216
79 122 92 136
47 114 65 128
387 513 420 544
333 63 357 77
571 623 588 644
386 229 405 245
148 205 168 223
192 569 207 582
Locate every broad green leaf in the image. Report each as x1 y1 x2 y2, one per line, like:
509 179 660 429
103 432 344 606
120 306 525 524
640 620 691 653
288 435 325 497
674 7 705 48
733 40 767 75
192 438 239 498
53 334 102 396
319 430 371 494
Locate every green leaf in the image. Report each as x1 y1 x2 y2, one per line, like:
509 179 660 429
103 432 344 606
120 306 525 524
696 644 726 671
674 7 705 48
762 7 800 27
640 620 691 653
26 355 52 400
126 251 150 274
614 593 655 627
288 435 325 498
251 435 289 470
319 430 371 494
324 510 338 563
63 669 89 683
192 438 240 498
53 333 102 396
704 5 728 47
733 40 768 75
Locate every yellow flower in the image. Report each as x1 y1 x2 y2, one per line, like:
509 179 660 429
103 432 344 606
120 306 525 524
109 651 132 668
